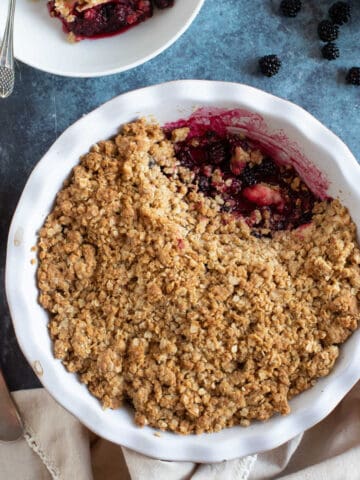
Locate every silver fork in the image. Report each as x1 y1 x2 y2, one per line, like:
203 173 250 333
0 0 16 99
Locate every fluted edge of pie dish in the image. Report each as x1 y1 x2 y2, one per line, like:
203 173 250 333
6 80 360 462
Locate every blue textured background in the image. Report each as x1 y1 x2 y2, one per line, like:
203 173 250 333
0 0 359 390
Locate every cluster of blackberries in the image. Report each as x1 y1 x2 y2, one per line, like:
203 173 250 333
258 1 359 86
318 2 350 60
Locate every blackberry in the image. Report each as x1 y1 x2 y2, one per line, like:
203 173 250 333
197 175 212 195
259 55 282 77
256 158 278 177
298 211 313 225
280 0 302 17
329 2 351 25
207 141 227 165
346 67 360 86
321 42 340 61
177 145 207 168
241 159 278 186
318 20 339 42
241 165 257 187
153 0 174 8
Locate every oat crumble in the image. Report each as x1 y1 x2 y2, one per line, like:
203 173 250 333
37 119 360 434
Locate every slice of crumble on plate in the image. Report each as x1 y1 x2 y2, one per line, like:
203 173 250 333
49 0 174 41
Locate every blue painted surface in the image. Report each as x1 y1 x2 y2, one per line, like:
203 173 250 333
0 0 359 389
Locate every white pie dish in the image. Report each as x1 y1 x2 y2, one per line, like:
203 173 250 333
6 80 360 462
0 0 204 77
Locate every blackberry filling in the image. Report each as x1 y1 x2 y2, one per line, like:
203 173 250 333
153 0 174 7
170 129 318 233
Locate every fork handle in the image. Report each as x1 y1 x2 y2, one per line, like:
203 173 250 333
0 0 16 69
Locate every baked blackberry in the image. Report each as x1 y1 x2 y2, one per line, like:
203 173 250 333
255 158 278 178
259 55 282 77
321 42 340 61
346 67 360 86
153 0 174 8
318 20 339 42
329 2 351 25
280 0 302 17
241 165 257 187
197 175 212 196
207 141 227 165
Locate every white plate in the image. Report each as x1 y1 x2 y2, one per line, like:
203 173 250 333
0 1 204 77
6 80 360 462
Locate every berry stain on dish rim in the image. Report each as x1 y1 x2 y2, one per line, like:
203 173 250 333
165 107 329 200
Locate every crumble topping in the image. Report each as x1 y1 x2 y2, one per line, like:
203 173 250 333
53 0 113 22
37 119 360 434
52 0 76 22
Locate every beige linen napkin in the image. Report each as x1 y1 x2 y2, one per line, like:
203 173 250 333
1 383 360 480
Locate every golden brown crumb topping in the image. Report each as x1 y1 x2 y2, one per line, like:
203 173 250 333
53 0 112 22
37 119 360 434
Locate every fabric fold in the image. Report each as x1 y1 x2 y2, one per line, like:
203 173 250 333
0 384 359 480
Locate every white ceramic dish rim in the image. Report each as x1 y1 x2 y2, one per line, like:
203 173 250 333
6 80 360 463
0 0 205 77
